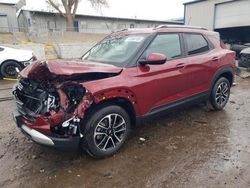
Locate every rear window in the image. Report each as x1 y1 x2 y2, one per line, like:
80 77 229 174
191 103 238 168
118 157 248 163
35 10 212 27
185 34 209 55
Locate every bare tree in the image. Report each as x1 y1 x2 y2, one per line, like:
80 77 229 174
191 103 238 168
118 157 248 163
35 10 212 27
47 0 108 31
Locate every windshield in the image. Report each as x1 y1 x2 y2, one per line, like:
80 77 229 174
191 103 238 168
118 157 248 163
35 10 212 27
82 34 149 67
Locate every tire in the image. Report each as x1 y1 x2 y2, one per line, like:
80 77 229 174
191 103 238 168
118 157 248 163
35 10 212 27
0 60 22 78
238 53 250 68
209 77 231 111
82 105 131 158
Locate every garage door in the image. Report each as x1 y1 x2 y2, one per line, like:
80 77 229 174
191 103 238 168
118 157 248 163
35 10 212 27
214 0 250 29
0 15 9 32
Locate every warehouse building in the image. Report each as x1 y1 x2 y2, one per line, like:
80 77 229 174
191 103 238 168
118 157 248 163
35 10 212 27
184 0 250 43
0 0 25 32
18 9 183 34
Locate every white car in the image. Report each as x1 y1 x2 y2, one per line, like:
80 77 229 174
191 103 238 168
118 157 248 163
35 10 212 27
0 46 37 78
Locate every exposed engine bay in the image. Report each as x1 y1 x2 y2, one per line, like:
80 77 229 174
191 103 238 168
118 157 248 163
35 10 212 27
12 60 122 139
15 79 90 115
13 79 89 137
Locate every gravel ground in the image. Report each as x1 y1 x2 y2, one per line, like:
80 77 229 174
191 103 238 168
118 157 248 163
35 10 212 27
0 77 250 188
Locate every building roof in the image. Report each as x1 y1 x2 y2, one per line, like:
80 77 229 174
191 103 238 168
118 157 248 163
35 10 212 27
183 0 207 5
21 9 184 25
0 0 19 5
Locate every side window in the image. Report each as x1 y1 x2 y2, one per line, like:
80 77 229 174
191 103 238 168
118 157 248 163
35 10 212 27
185 34 209 55
0 47 4 52
144 34 181 59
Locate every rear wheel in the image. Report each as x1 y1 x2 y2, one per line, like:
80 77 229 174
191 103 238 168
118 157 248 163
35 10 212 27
0 60 22 78
82 105 131 158
209 77 230 111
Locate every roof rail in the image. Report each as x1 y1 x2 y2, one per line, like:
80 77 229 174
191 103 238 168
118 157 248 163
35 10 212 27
154 25 207 30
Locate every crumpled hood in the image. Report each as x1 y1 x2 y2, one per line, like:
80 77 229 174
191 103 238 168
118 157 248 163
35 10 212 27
19 59 123 80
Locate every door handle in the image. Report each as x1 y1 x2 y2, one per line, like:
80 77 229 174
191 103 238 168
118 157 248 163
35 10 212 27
176 63 185 69
212 57 219 61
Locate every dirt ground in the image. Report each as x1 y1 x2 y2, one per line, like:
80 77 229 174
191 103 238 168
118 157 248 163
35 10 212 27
0 77 250 188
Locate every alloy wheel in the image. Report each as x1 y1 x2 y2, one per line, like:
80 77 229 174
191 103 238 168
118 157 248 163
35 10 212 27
94 113 127 151
215 81 229 107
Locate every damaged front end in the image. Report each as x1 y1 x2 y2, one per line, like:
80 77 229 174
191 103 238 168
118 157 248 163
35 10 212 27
12 60 121 150
13 79 92 150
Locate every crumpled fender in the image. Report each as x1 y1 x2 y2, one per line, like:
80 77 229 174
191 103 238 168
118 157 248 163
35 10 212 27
93 88 139 114
55 85 139 119
55 82 93 119
69 87 139 118
73 89 93 118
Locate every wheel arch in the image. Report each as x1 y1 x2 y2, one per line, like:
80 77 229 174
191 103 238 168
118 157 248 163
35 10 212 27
211 66 234 90
94 97 136 128
84 88 139 128
0 59 22 67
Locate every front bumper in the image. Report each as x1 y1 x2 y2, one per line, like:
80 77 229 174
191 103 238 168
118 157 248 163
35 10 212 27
13 110 80 151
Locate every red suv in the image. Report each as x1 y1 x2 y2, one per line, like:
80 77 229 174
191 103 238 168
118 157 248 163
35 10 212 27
13 25 236 158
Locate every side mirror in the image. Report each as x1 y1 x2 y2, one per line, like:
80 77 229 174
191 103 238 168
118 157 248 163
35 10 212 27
139 53 167 65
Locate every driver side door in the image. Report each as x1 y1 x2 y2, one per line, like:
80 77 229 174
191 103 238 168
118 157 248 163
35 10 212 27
134 33 189 114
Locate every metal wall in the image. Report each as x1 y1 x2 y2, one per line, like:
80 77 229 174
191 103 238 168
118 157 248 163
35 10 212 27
0 15 8 32
214 0 250 29
184 0 250 44
0 4 18 32
184 0 232 30
19 10 182 34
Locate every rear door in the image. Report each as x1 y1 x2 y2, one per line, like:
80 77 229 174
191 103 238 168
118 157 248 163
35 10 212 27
135 33 189 114
182 33 215 96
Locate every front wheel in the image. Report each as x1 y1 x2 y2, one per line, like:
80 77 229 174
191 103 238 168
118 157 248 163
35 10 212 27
209 77 231 111
82 105 131 158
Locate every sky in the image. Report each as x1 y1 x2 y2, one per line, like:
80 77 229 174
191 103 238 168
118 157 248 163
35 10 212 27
24 0 190 21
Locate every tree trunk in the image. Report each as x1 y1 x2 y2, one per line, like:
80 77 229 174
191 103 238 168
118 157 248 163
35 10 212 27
66 14 74 31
